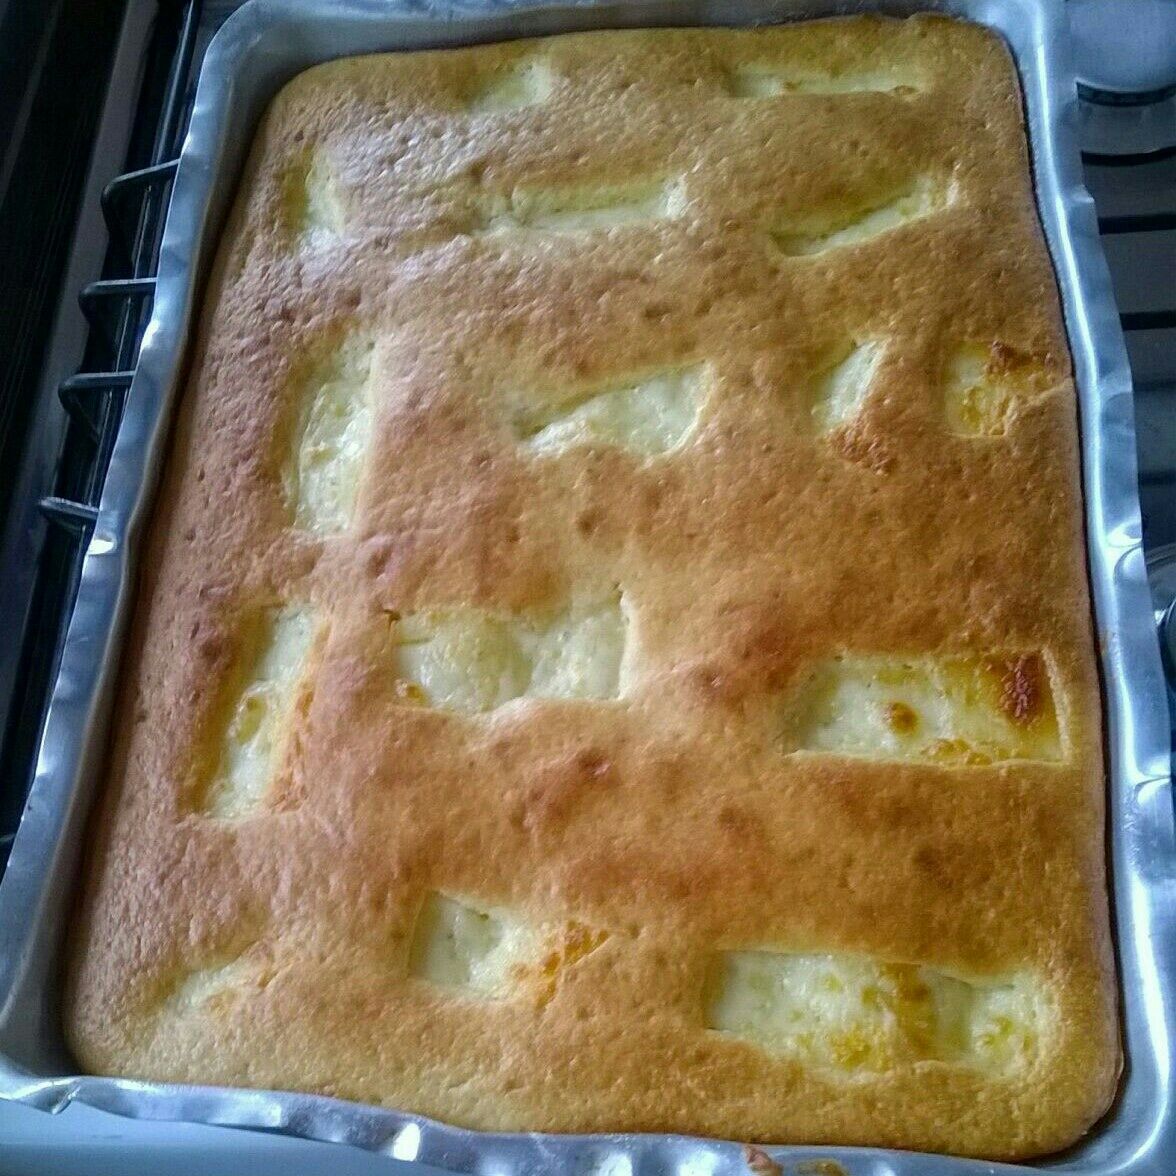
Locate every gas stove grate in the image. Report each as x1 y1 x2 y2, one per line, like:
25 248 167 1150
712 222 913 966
0 0 200 871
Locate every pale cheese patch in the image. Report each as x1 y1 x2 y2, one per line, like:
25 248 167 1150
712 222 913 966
706 950 1046 1073
772 176 952 257
945 343 1048 437
468 60 555 112
783 653 1062 765
409 893 539 998
203 608 315 818
166 956 263 1014
476 179 686 235
394 595 628 715
286 336 375 534
516 365 706 457
303 149 345 243
279 147 346 252
408 894 608 1006
812 342 884 432
728 65 920 97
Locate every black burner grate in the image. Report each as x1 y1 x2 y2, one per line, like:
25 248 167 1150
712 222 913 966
0 0 201 871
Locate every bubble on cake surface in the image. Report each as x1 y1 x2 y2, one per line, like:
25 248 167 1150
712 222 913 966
705 948 1047 1073
781 652 1062 765
513 365 707 458
392 594 629 715
770 175 953 257
285 335 375 534
200 607 316 818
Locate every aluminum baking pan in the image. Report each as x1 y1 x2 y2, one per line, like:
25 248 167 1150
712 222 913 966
0 1 1170 1173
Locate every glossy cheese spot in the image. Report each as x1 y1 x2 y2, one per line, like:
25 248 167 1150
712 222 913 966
408 895 609 1005
783 653 1062 765
468 60 555 112
409 893 538 998
705 950 1046 1073
727 65 920 97
945 342 1051 437
771 176 952 257
515 365 706 457
476 179 686 235
393 595 628 715
811 342 884 432
203 608 315 818
284 147 346 248
286 336 375 534
165 954 263 1014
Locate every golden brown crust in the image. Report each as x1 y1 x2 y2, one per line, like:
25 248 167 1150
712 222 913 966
66 17 1119 1159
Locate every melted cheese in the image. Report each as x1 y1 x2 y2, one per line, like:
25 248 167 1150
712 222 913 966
477 179 686 235
286 337 375 534
812 342 883 432
728 65 920 97
394 595 628 714
409 893 538 997
706 949 1046 1073
304 149 345 240
204 608 314 818
408 894 610 1008
945 343 1041 437
166 956 262 1014
515 366 706 457
469 60 555 112
772 176 951 256
784 653 1062 764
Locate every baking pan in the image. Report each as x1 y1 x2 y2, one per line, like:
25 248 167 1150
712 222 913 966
0 1 1171 1173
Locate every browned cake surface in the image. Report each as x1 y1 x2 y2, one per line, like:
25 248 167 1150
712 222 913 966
65 17 1119 1160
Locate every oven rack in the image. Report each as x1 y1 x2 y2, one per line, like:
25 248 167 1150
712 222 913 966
2 0 1174 880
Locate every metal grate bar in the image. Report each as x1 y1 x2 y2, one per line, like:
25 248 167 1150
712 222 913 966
56 371 136 442
1122 310 1176 332
76 276 157 352
1082 146 1176 167
100 159 178 265
1099 212 1176 234
38 497 99 531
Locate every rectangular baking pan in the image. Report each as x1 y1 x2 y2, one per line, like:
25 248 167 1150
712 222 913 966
1 1 1172 1173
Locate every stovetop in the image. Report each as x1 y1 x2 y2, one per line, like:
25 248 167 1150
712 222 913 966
0 0 1171 1169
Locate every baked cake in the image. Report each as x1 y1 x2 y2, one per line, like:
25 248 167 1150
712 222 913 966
66 16 1120 1160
